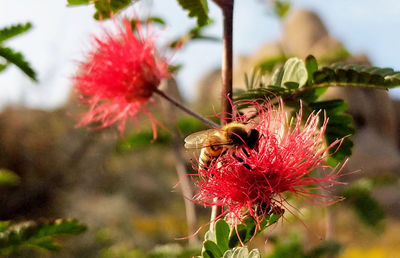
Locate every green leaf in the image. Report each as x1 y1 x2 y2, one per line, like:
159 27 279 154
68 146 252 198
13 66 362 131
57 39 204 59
223 247 260 258
169 24 218 49
235 56 400 104
268 212 282 225
342 181 385 230
93 0 133 20
177 0 211 27
147 16 167 26
270 57 307 89
313 63 400 88
116 130 172 152
215 219 230 253
0 222 10 233
308 99 354 166
0 169 20 186
203 240 223 258
267 235 304 258
270 66 285 87
256 55 287 73
67 0 90 5
272 0 291 18
281 57 308 88
31 238 60 251
228 224 247 249
0 23 32 43
0 63 8 73
305 55 318 86
0 47 37 81
204 230 216 242
248 249 261 258
35 219 87 237
307 240 343 258
0 219 86 254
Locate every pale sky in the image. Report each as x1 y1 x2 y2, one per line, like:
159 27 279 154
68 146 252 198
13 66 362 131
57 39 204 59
0 0 400 110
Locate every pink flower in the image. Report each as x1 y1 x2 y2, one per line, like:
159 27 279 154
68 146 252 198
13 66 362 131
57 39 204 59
74 19 170 137
193 100 345 227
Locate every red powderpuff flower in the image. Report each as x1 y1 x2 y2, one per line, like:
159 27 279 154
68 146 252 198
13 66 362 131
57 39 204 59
74 19 170 137
193 99 346 227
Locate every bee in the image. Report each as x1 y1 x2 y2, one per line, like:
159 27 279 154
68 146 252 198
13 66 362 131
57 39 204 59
184 122 259 170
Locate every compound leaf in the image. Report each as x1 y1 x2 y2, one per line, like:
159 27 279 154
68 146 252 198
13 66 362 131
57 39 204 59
0 219 86 254
0 23 32 43
177 0 211 27
0 47 37 81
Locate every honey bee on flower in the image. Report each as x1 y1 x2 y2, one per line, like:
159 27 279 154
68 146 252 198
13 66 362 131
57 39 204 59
189 99 346 227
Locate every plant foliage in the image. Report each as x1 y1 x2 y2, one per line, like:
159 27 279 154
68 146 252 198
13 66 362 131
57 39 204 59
0 47 37 81
199 212 283 258
169 25 219 49
177 0 211 27
0 169 20 186
235 55 400 165
67 0 135 20
342 180 385 230
0 219 87 254
0 23 37 81
267 235 343 258
0 23 32 43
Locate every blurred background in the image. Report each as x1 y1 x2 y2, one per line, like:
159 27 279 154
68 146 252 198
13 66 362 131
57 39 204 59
1 0 400 257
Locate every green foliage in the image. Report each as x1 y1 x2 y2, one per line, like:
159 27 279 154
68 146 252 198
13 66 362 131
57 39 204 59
66 0 135 20
199 211 283 257
146 16 167 26
100 243 199 258
0 222 10 233
116 131 172 152
342 179 386 230
313 63 400 88
271 0 291 18
308 100 354 166
0 47 37 81
177 0 211 27
0 23 37 80
0 23 32 43
223 247 261 258
169 25 219 49
235 56 400 165
256 55 287 73
0 169 20 186
94 0 133 20
267 235 343 258
116 117 207 151
67 0 90 4
270 57 308 89
0 219 87 254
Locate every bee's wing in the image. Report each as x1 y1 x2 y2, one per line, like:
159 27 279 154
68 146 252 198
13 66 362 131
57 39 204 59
184 129 216 149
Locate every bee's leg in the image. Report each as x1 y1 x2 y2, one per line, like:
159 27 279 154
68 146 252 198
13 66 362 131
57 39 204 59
242 147 250 157
232 152 252 170
220 149 228 157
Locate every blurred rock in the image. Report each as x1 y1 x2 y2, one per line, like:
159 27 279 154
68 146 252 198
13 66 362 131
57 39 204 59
281 10 328 57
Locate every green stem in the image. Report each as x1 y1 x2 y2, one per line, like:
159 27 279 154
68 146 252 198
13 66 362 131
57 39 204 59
154 88 219 129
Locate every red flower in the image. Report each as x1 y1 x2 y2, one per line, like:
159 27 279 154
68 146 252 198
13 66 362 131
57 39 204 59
74 19 170 136
193 100 345 227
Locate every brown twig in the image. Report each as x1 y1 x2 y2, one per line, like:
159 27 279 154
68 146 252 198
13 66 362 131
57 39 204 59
210 0 235 231
154 88 219 129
